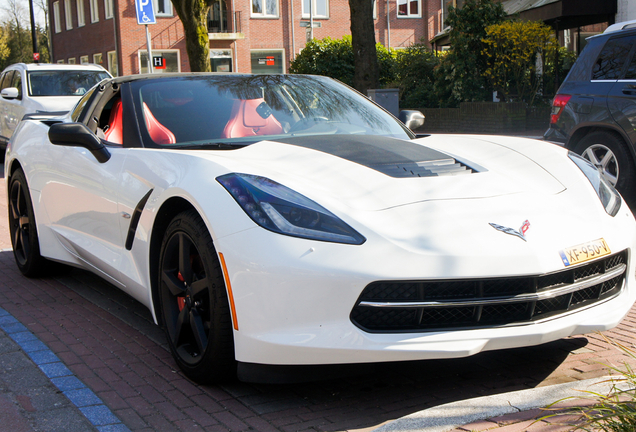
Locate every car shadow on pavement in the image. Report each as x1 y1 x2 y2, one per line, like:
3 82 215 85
38 262 590 432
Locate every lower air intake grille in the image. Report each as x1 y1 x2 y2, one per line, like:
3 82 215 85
351 251 627 332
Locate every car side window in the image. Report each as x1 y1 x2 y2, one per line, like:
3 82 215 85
592 35 636 80
0 71 14 91
624 47 636 79
10 71 22 99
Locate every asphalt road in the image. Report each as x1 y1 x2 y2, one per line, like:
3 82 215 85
0 164 635 432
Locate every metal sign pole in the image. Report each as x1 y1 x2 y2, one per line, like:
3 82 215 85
309 0 314 40
145 24 153 73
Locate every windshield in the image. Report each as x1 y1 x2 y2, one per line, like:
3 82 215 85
28 70 111 96
131 74 412 147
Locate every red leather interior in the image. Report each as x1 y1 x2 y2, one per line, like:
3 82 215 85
143 102 176 145
104 99 123 144
222 98 283 138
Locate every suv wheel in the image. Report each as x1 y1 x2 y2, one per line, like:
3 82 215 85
574 131 635 206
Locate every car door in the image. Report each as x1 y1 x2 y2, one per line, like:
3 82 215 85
29 87 128 287
606 33 636 148
4 70 26 141
0 70 15 142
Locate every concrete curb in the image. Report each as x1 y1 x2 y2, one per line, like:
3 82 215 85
373 376 625 432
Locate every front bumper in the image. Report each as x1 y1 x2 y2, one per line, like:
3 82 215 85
215 200 636 366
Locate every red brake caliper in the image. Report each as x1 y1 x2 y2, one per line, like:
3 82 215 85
177 272 186 311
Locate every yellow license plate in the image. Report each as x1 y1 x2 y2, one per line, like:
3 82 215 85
559 238 611 267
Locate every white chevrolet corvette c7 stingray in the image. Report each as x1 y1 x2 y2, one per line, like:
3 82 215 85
5 73 636 383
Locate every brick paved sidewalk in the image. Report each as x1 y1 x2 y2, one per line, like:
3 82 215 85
1 171 636 432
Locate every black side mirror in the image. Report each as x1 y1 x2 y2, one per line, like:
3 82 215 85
48 123 111 163
399 110 425 131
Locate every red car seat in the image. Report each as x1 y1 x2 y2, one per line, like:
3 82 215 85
222 98 283 138
143 102 176 145
104 99 123 144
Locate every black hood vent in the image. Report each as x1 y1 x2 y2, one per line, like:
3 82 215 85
274 135 475 178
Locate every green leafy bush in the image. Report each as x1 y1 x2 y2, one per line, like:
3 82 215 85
290 36 398 88
393 44 439 108
435 0 507 107
289 36 356 86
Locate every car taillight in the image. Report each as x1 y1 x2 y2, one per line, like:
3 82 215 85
550 94 571 124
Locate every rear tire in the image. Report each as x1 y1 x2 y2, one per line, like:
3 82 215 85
158 209 236 384
8 169 50 277
574 131 636 207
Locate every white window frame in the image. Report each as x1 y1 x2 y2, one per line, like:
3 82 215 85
250 49 286 73
251 0 279 18
64 0 73 30
302 0 328 19
76 0 85 26
57 59 65 64
80 55 89 64
93 53 103 65
154 0 173 16
397 0 421 18
53 2 61 33
105 0 113 18
108 50 118 76
68 57 76 64
137 49 181 73
90 0 99 23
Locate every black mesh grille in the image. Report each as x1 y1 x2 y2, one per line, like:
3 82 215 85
351 250 627 332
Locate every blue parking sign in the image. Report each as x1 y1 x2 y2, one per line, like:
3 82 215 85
135 0 156 24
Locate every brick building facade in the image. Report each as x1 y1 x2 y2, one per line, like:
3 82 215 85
49 0 433 76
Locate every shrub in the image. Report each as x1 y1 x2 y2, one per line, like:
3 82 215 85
482 20 558 105
393 44 439 108
290 36 399 88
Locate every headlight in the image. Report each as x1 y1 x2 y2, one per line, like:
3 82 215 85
568 152 621 217
217 173 366 245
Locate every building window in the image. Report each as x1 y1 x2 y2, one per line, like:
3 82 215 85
139 50 180 73
57 59 65 64
108 51 118 76
105 0 113 18
441 0 453 28
90 0 99 22
250 50 284 73
397 0 420 17
80 55 89 64
210 49 232 72
251 0 278 18
76 0 85 26
64 0 73 29
302 0 328 18
93 53 103 65
53 2 61 33
68 57 76 64
155 0 173 16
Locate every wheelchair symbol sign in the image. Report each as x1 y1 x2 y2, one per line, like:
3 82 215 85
135 0 156 25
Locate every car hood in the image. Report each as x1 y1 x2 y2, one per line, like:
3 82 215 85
211 134 567 212
30 96 80 113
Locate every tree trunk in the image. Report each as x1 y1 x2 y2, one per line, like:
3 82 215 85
171 0 212 72
348 0 379 93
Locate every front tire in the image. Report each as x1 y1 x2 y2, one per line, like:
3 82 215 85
158 209 236 383
8 169 49 277
574 131 636 206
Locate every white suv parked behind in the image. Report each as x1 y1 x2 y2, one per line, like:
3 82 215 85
0 63 111 149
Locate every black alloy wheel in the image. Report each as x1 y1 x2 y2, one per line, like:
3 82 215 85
158 210 235 383
8 169 48 277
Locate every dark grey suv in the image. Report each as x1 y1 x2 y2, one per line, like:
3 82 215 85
545 20 636 206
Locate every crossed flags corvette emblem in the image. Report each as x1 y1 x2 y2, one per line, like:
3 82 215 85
489 220 531 242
